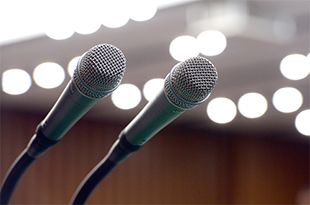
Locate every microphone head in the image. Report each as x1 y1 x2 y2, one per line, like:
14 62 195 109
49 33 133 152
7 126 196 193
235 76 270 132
73 44 126 99
164 56 218 109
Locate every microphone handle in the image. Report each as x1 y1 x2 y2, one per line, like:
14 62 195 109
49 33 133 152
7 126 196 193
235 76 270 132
40 79 100 141
0 149 35 204
0 131 60 204
122 88 185 147
71 136 141 205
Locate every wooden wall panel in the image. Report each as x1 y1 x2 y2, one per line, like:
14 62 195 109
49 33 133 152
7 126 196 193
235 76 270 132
230 136 309 204
1 109 309 204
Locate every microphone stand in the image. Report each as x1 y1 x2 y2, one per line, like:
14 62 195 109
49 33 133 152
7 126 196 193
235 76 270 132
0 127 59 204
70 134 141 205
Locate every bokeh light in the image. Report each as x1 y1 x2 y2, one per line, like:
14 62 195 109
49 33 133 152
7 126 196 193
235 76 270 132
111 84 141 110
295 109 310 136
143 78 164 101
280 54 310 80
2 69 32 95
197 30 227 56
67 56 80 77
207 97 237 124
129 0 157 22
43 1 75 40
101 1 130 28
169 35 199 61
272 87 303 113
238 93 268 118
33 62 65 89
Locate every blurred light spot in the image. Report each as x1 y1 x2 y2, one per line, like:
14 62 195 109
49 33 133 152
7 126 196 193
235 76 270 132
42 8 74 40
73 1 102 35
143 78 164 101
67 56 80 77
129 0 157 22
74 19 101 35
43 1 75 40
280 54 310 80
44 21 75 40
0 0 46 46
2 69 32 95
197 30 227 56
101 1 129 28
238 93 268 118
33 62 65 89
295 109 310 136
169 35 199 61
207 97 237 124
111 84 141 110
272 87 303 113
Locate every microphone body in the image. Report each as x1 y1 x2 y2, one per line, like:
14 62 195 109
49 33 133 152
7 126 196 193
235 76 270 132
38 44 126 142
120 56 217 148
120 86 185 147
38 79 98 141
26 79 101 158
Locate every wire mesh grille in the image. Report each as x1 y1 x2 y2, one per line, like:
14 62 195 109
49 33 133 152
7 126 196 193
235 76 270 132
73 44 126 99
164 56 218 109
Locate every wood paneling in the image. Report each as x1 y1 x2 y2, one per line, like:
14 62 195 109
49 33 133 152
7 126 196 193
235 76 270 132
1 109 309 204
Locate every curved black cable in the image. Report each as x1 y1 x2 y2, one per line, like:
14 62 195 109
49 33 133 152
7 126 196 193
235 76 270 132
0 131 59 204
70 156 117 204
0 149 35 204
70 137 141 205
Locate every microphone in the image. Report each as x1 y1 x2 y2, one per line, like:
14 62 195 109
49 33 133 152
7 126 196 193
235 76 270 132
70 56 218 204
120 56 218 147
28 43 126 157
0 44 126 204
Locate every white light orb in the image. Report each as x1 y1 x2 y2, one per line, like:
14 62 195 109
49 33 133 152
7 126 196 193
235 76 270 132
33 62 65 89
102 13 129 28
207 97 237 124
295 109 310 136
129 0 157 22
2 69 32 95
43 9 75 40
169 35 199 61
101 1 129 28
72 1 101 35
238 93 268 118
44 22 75 40
67 56 80 77
197 30 227 56
272 87 303 113
111 84 141 110
280 54 310 80
143 78 164 101
74 19 101 35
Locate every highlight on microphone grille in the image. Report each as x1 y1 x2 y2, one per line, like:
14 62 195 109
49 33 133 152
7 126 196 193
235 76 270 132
74 44 126 99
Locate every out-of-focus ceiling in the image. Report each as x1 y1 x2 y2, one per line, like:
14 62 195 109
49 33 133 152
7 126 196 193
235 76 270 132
1 1 309 140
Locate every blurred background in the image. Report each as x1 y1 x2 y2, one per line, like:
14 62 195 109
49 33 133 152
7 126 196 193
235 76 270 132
1 0 309 204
